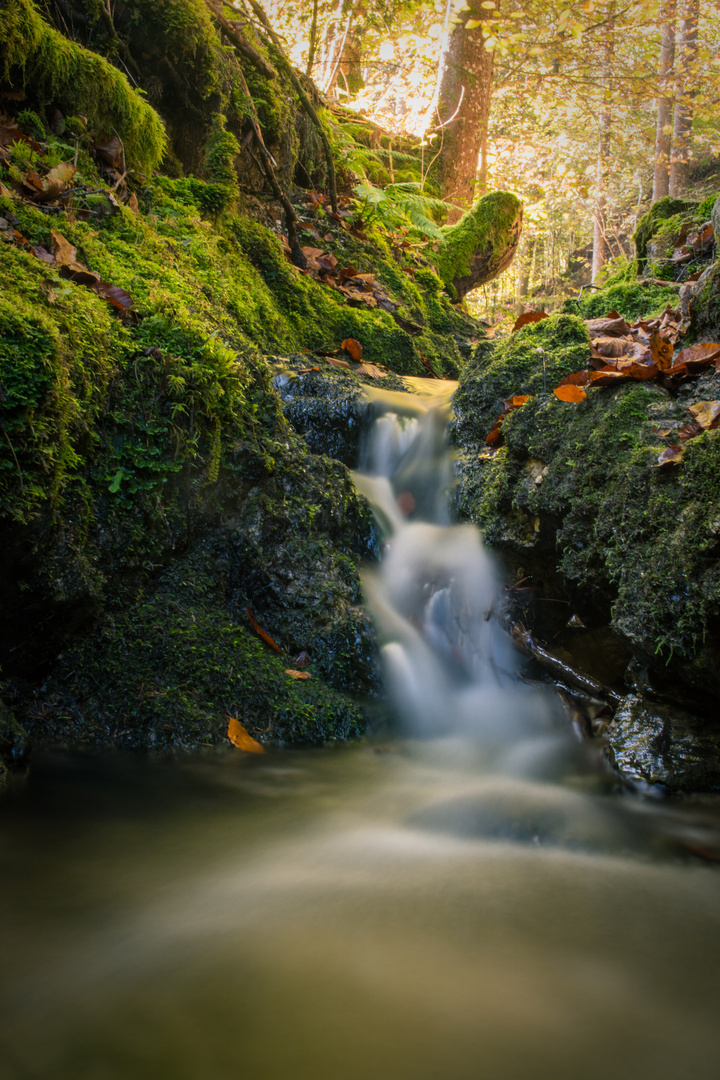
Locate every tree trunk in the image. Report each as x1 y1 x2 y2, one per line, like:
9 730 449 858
652 1 677 201
591 6 615 283
669 0 700 197
305 0 320 77
434 2 495 223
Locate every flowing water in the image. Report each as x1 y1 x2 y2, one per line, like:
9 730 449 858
1 378 720 1079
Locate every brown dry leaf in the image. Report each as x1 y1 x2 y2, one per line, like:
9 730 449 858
294 651 312 668
356 362 386 379
93 281 133 311
653 445 684 469
341 337 363 361
591 335 632 358
512 309 548 332
674 342 720 370
95 135 125 171
649 330 674 371
46 161 76 186
586 316 630 337
245 606 283 654
687 400 720 430
503 394 532 409
326 356 352 370
558 371 593 387
677 420 703 441
553 384 587 402
32 244 54 264
285 669 311 681
128 192 139 217
50 228 77 265
588 369 631 386
227 716 266 754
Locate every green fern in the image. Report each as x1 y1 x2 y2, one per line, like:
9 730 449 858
353 180 454 240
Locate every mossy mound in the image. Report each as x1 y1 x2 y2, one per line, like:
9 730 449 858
436 191 523 301
20 543 366 751
560 281 679 322
453 314 592 442
454 317 720 705
633 196 697 267
1 0 165 173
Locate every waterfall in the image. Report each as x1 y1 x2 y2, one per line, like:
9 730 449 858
354 379 556 749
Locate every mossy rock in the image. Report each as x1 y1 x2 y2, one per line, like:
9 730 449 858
454 316 720 707
436 191 523 301
20 543 368 751
1 0 166 172
634 196 697 267
559 281 679 322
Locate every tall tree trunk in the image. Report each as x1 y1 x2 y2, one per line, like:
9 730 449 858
591 6 615 283
669 0 700 197
305 0 320 77
652 1 677 201
434 1 494 223
328 4 365 96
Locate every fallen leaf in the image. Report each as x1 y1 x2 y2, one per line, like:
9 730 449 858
558 370 593 387
294 651 312 668
554 384 587 402
326 356 352 370
285 669 311 680
128 192 139 217
246 606 283 653
227 716 266 753
649 329 674 371
93 281 133 310
673 342 720 371
591 335 631 358
356 362 385 379
677 420 703 441
32 244 54 263
95 135 125 171
512 309 548 332
586 316 630 337
341 337 363 361
687 400 720 430
50 228 77 265
397 491 416 515
653 445 684 469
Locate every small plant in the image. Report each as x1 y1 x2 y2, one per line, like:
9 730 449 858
352 180 453 240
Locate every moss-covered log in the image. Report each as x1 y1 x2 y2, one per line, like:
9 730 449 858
436 191 523 300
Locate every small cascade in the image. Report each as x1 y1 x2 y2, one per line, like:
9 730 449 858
355 378 554 747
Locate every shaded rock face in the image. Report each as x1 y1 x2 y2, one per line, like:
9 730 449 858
607 697 720 793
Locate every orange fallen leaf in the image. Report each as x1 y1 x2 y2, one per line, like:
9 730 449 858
553 384 587 402
285 669 311 680
246 606 283 653
649 329 674 371
227 716 266 753
512 309 548 332
397 490 416 515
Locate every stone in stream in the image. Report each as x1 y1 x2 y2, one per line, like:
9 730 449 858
607 696 720 792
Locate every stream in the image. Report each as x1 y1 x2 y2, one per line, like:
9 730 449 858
1 377 719 1079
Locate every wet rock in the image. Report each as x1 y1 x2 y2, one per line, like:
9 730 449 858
607 696 720 792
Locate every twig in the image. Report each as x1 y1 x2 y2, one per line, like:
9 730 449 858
2 428 25 495
202 0 276 80
244 0 339 216
510 620 623 708
229 53 307 268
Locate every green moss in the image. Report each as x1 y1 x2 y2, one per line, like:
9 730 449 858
453 313 591 443
24 546 366 750
456 329 720 675
1 0 165 172
634 196 695 265
436 191 522 288
560 281 679 322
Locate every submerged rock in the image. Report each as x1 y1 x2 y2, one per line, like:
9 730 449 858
607 697 720 793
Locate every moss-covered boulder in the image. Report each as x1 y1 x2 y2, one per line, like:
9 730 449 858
436 191 523 301
453 315 720 718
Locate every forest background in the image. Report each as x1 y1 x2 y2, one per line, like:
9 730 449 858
269 0 720 321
